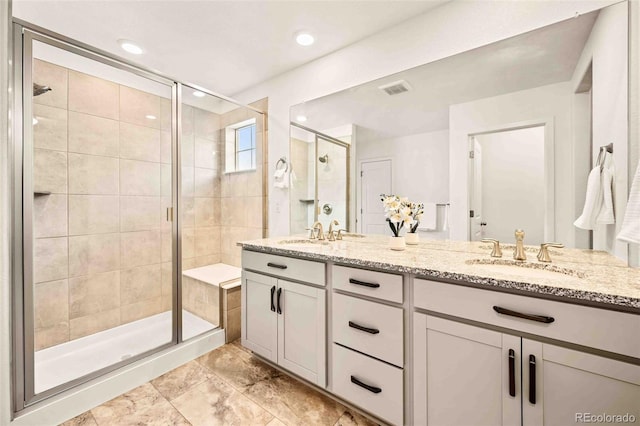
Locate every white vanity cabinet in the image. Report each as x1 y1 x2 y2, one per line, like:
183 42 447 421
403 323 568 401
330 265 405 425
241 251 327 387
413 279 640 426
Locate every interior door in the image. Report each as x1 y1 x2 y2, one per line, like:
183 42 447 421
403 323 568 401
470 138 484 240
360 159 392 234
277 280 326 386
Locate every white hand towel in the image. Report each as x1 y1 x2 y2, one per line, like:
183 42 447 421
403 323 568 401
418 203 438 230
617 159 640 244
574 166 603 230
596 165 615 224
441 204 450 231
273 167 289 189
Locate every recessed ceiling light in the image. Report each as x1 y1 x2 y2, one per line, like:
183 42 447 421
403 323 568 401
295 32 315 46
145 115 157 120
118 39 144 55
193 91 206 98
32 117 38 125
296 115 307 122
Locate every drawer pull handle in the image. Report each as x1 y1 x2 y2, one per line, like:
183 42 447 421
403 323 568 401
348 321 380 335
276 288 282 314
270 286 276 312
508 349 516 397
350 375 382 394
529 354 537 405
267 262 287 270
493 306 555 324
348 278 380 288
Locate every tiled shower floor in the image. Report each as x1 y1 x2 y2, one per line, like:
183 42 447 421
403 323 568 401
61 341 378 426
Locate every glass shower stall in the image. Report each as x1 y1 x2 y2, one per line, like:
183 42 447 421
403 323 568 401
11 21 266 411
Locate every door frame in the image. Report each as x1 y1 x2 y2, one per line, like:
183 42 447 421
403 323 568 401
466 117 555 242
357 157 393 234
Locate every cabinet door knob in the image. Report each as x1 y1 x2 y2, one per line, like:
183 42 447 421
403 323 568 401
508 349 516 397
348 278 380 288
267 262 287 270
529 354 537 405
348 321 380 335
350 375 382 394
493 306 555 324
270 286 276 312
276 288 283 314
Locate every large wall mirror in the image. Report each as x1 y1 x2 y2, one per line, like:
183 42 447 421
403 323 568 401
290 2 636 264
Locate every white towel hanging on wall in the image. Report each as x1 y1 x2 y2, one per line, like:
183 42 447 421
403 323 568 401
574 150 615 229
617 159 640 244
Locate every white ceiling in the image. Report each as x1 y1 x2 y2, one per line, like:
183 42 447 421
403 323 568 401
291 10 598 140
13 0 448 96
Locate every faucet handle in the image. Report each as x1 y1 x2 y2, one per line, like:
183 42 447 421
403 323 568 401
537 243 564 263
481 238 503 258
336 229 346 240
305 228 316 240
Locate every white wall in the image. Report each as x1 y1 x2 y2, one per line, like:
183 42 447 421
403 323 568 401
475 128 546 244
234 0 619 237
571 2 628 260
358 130 449 205
449 82 574 245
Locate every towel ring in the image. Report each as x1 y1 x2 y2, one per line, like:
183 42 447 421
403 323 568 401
276 157 288 172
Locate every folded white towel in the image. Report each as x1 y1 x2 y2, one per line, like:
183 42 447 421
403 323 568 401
441 204 450 231
273 167 289 189
574 166 603 230
617 159 640 244
419 203 438 230
596 165 615 224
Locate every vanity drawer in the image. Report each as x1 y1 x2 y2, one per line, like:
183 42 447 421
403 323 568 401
242 250 326 286
414 278 640 359
332 265 402 303
333 293 403 366
332 344 403 425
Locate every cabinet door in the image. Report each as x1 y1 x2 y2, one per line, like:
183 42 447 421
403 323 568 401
242 271 278 362
524 340 640 426
277 280 326 387
413 313 521 426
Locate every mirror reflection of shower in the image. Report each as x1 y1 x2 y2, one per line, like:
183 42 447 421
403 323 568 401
319 154 328 163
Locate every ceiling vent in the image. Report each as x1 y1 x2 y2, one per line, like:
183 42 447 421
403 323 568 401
378 80 411 96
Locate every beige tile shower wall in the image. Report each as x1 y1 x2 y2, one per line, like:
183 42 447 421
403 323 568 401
180 104 222 275
290 138 310 234
219 101 268 267
32 59 174 349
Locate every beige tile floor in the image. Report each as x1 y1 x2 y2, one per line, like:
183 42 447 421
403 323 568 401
61 341 379 426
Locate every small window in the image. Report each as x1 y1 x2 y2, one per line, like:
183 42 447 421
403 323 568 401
225 118 256 172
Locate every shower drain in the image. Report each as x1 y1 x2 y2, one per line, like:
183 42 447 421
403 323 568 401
121 353 132 361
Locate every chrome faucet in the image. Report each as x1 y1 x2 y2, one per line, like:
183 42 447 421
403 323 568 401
327 220 340 241
312 221 325 240
514 229 526 261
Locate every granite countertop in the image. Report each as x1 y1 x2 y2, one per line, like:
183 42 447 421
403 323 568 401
238 234 640 313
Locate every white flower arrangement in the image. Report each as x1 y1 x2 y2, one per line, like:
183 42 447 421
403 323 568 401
380 194 411 237
406 202 425 234
380 195 425 236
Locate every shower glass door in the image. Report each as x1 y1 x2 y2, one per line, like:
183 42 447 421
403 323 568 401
16 28 178 405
